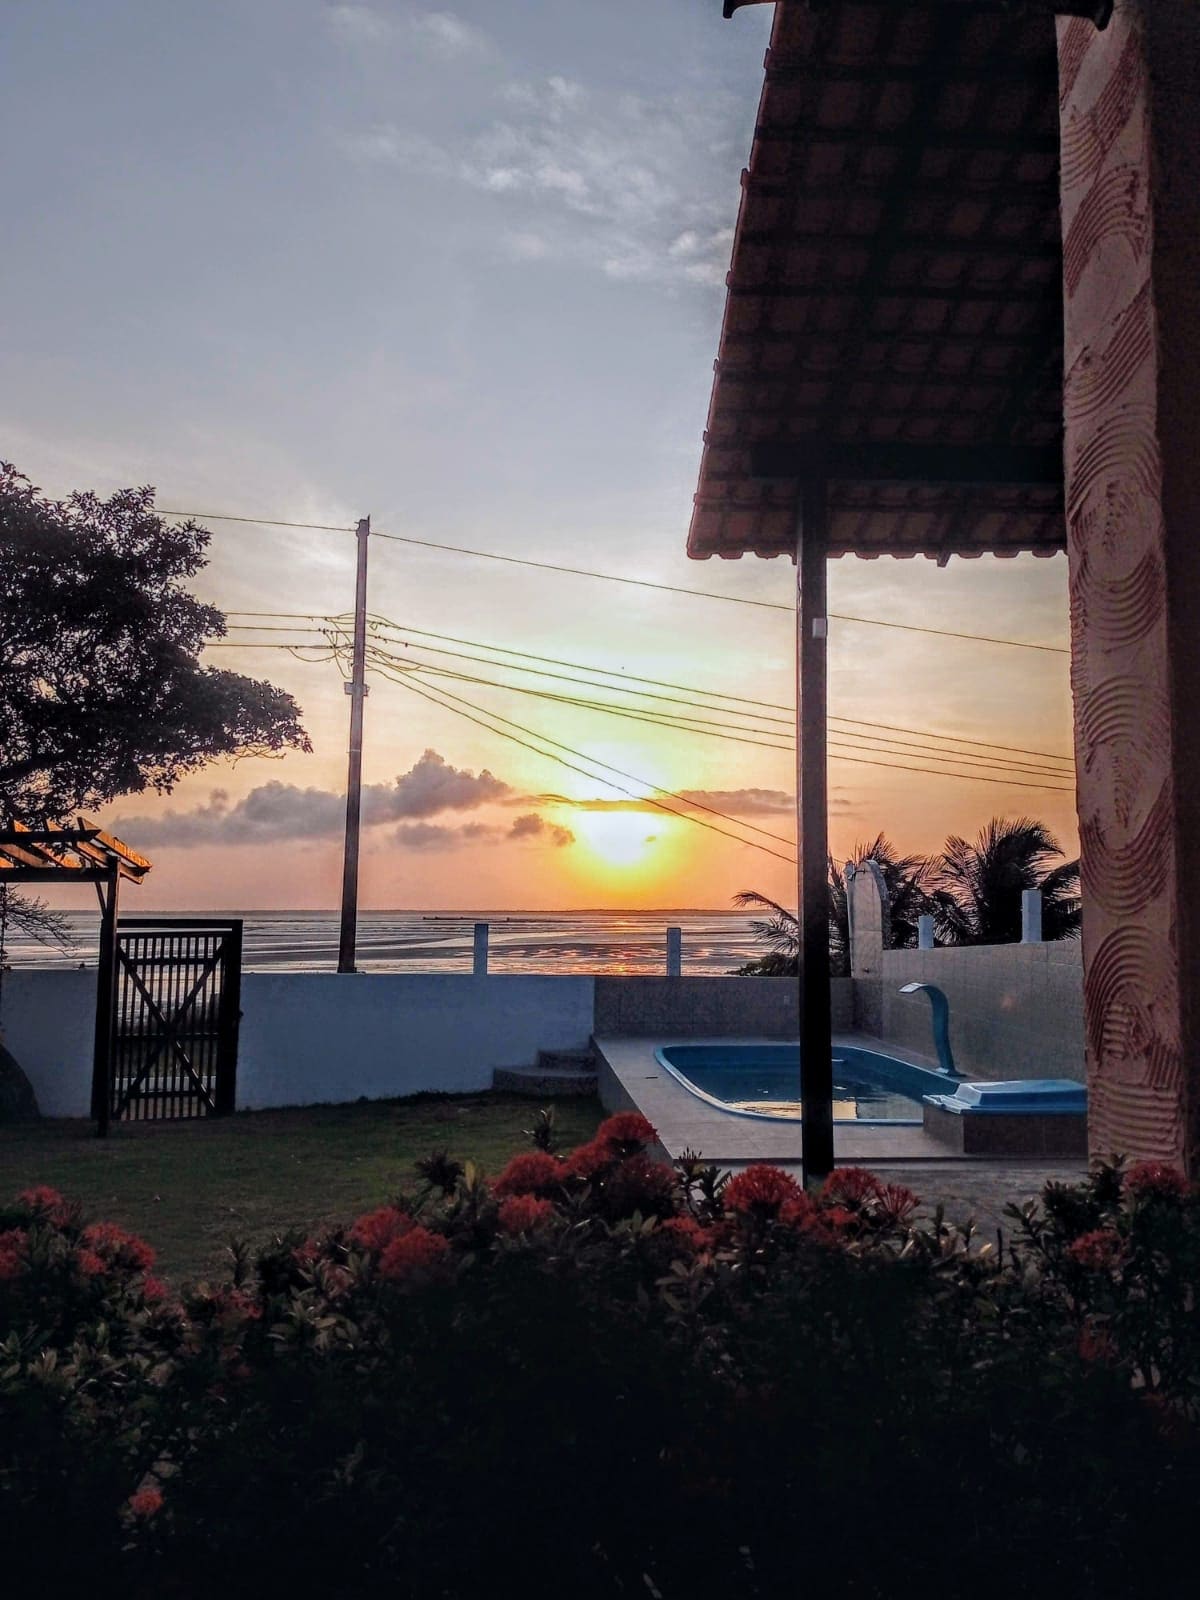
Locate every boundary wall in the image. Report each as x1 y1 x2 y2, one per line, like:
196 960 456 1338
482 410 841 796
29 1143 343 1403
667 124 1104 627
847 867 1086 1082
2 972 851 1118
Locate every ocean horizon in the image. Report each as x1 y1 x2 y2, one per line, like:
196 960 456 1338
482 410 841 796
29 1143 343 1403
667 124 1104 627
6 907 769 977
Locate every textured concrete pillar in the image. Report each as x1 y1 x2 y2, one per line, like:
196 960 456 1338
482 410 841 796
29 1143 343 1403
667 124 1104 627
1058 1 1200 1171
666 926 682 977
918 915 935 952
1021 890 1043 945
472 922 489 977
848 862 889 1036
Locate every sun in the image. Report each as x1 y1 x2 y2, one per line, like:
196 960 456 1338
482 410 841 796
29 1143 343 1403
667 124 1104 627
571 811 661 871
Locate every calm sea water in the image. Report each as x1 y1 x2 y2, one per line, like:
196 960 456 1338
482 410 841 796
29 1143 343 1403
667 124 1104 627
5 909 767 977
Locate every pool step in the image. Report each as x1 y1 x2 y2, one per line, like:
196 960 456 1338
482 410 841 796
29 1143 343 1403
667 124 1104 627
493 1048 598 1097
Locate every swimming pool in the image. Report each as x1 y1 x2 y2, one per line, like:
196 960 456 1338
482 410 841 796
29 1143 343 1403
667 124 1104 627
655 1042 957 1125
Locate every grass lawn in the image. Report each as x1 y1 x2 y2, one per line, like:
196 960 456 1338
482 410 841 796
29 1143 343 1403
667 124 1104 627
0 1093 603 1283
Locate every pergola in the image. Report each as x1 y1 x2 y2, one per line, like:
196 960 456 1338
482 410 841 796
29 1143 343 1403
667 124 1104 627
0 819 151 1131
692 0 1200 1177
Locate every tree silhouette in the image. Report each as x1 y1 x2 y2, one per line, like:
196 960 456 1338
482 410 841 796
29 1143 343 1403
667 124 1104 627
734 834 935 976
0 464 311 823
931 816 1080 946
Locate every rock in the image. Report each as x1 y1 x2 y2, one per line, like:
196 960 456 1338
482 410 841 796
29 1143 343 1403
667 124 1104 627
0 1042 41 1123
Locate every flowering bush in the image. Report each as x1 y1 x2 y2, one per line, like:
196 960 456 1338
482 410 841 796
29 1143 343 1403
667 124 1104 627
2 1150 1198 1598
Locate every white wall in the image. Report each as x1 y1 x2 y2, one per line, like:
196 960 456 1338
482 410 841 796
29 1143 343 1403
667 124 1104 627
235 974 595 1109
2 969 96 1117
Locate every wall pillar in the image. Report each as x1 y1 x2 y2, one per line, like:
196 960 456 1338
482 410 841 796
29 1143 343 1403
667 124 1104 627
847 861 889 1037
1058 1 1200 1171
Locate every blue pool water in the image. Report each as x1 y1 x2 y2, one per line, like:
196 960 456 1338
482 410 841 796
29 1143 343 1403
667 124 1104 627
656 1043 957 1125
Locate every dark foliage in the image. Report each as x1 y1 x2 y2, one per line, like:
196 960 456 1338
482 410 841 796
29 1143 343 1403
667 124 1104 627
932 816 1081 945
0 463 310 822
2 1144 1198 1600
735 833 935 976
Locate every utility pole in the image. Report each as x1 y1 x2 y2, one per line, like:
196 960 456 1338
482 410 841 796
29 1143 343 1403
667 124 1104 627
338 516 370 973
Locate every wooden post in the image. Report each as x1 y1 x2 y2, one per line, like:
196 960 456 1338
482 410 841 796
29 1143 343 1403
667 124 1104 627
338 516 371 973
91 862 121 1136
797 481 834 1184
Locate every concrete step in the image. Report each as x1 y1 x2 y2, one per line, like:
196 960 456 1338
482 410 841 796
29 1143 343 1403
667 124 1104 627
493 1064 598 1097
536 1048 596 1074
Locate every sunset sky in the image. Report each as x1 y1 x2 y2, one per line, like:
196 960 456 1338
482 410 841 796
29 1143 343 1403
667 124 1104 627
4 0 1076 911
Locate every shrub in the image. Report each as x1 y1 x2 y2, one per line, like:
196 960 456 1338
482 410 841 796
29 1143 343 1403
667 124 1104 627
1 1155 1198 1598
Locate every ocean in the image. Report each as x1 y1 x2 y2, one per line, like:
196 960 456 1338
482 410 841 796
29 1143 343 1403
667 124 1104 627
4 908 768 977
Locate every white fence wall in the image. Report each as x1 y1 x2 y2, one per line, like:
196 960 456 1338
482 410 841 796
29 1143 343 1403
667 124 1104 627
3 969 97 1117
236 974 595 1109
2 970 597 1117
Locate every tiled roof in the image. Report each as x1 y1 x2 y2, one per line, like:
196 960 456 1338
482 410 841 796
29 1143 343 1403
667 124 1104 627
690 0 1069 561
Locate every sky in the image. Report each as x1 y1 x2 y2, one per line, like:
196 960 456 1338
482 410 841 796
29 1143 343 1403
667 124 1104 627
3 0 1077 911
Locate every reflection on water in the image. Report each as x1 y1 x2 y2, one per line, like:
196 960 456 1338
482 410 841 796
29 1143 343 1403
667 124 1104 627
7 909 766 977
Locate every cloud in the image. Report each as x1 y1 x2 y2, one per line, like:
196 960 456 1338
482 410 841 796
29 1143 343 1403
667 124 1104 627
413 10 488 56
362 748 510 822
508 812 575 847
339 70 743 290
116 749 509 846
326 5 489 56
524 788 795 820
677 788 795 817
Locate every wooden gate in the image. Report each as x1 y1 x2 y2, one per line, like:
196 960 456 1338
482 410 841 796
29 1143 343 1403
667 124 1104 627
101 919 243 1125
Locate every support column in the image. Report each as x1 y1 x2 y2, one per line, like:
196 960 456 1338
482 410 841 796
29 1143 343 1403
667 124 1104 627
91 863 120 1136
1058 1 1200 1171
797 481 833 1183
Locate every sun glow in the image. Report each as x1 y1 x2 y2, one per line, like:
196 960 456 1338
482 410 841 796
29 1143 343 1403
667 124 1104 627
570 810 663 871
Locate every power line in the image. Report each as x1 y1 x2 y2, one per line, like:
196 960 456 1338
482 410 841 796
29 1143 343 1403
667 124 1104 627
162 508 1069 654
361 646 1073 795
222 608 1076 764
211 629 1074 781
364 644 1072 781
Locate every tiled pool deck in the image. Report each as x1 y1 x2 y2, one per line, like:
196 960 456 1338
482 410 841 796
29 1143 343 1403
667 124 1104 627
594 1034 1085 1230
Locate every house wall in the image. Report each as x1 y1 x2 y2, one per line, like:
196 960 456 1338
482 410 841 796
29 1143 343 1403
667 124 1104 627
1057 2 1200 1170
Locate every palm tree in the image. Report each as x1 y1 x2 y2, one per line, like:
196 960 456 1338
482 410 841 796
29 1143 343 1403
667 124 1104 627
734 834 935 977
930 816 1080 946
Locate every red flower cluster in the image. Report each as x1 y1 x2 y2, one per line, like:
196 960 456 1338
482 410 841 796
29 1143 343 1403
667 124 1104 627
658 1215 710 1253
874 1182 920 1227
493 1151 565 1198
81 1221 156 1273
378 1225 449 1282
497 1194 557 1235
77 1248 109 1277
604 1153 678 1218
595 1112 658 1153
0 1227 28 1282
823 1168 883 1208
565 1139 613 1181
724 1165 803 1217
348 1206 411 1252
1125 1161 1191 1200
1068 1229 1125 1271
128 1486 164 1519
16 1185 71 1224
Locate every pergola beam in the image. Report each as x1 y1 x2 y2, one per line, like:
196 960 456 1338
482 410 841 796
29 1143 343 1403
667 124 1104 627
750 439 1063 486
726 0 1112 23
